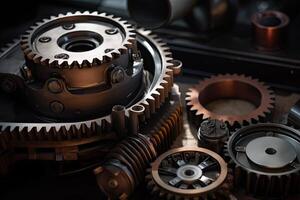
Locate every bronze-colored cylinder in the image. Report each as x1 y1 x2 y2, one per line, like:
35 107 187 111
252 10 289 51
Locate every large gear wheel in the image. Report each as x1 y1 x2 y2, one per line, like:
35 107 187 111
186 74 275 129
0 12 181 165
20 11 136 68
225 123 300 199
145 147 228 200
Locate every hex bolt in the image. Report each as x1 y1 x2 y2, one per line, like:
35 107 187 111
50 101 64 113
111 68 125 84
105 48 114 53
105 28 119 35
54 53 69 59
39 36 51 43
62 24 75 30
47 79 63 93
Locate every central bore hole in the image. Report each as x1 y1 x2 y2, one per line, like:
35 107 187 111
58 31 103 53
265 147 277 155
184 169 195 176
259 16 281 27
199 80 261 116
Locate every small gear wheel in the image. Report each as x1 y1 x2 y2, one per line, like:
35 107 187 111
145 147 228 200
225 123 300 199
186 74 275 129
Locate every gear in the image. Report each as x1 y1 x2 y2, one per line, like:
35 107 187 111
20 11 136 68
197 119 229 155
145 147 228 200
94 90 183 199
186 74 275 129
0 21 180 163
225 123 300 199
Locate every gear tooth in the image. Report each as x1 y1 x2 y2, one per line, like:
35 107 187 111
99 12 107 16
91 11 98 15
74 11 82 15
50 15 57 20
58 13 65 17
66 12 73 16
83 11 90 14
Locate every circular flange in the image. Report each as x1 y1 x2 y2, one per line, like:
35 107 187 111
245 136 297 169
146 147 227 199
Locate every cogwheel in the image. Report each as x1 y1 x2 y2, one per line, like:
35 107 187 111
225 123 300 199
145 147 228 200
20 11 136 68
186 74 275 129
0 27 180 161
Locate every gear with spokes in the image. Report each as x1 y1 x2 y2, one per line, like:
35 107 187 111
186 74 275 129
145 147 228 200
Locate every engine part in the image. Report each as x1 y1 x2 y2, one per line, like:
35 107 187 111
186 74 275 129
288 99 300 128
225 123 300 199
128 0 197 29
197 119 229 155
0 12 181 169
94 90 183 199
252 10 289 51
145 147 228 200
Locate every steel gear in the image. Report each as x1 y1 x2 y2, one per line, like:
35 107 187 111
20 11 136 68
145 147 228 200
94 90 183 199
0 13 181 166
186 74 275 129
225 123 300 199
197 119 229 155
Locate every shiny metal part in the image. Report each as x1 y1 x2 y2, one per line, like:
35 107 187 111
252 10 289 51
288 99 300 128
225 123 300 198
128 0 197 28
145 147 228 199
186 74 275 129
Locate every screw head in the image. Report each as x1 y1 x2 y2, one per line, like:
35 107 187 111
39 36 51 43
111 68 125 84
105 48 114 53
105 28 119 35
108 179 119 188
47 79 63 93
62 24 75 30
50 101 64 113
54 53 69 59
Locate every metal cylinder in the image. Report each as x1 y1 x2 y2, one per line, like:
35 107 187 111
252 10 289 51
129 105 145 135
128 0 197 28
288 99 300 128
111 105 126 138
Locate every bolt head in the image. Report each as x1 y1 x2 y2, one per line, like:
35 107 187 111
105 28 119 35
47 79 63 93
55 53 69 59
50 101 64 113
111 68 125 84
62 24 75 30
108 179 119 188
39 36 51 43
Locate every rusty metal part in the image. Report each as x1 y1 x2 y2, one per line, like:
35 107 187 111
94 90 183 199
252 10 289 51
0 27 180 163
145 147 228 200
186 74 275 129
197 119 229 155
225 123 300 199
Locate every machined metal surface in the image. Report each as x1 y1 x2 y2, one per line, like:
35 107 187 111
145 147 228 199
94 91 183 199
0 14 181 169
288 99 300 128
186 74 275 129
252 10 289 51
225 123 300 198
